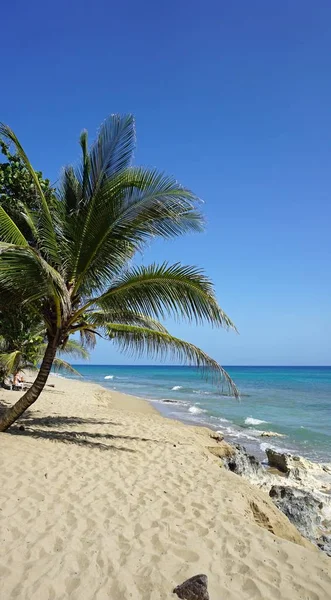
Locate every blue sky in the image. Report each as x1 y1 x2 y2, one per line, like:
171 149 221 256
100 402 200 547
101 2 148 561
1 1 330 365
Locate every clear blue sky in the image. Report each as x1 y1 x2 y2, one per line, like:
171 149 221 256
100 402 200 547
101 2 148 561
1 1 330 365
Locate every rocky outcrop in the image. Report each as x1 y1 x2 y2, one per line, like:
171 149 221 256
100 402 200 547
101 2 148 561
223 445 263 478
207 441 235 460
269 485 323 539
173 574 209 600
219 445 331 556
266 449 289 473
269 485 331 557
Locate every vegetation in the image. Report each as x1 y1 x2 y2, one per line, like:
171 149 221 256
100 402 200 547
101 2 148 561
0 145 86 383
0 305 89 380
0 139 53 241
0 114 238 432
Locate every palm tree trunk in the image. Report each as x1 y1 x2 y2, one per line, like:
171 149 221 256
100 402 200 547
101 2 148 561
0 335 59 432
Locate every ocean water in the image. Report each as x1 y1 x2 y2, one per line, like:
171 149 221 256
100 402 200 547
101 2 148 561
65 365 331 463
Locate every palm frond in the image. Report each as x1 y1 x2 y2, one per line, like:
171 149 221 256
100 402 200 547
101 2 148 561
0 123 60 265
78 327 97 349
105 324 239 397
68 115 135 285
79 130 90 202
0 205 28 246
0 350 21 375
59 339 90 360
19 204 39 241
70 167 204 294
59 166 82 215
88 309 169 332
0 245 71 317
87 114 135 193
53 357 82 376
94 263 236 329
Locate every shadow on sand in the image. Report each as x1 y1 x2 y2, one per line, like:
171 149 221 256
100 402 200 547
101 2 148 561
0 400 154 452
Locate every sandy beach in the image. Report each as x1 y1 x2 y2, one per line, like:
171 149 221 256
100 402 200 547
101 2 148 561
0 375 330 600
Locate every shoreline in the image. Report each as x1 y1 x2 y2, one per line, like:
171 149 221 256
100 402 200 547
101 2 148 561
63 371 330 466
0 375 330 598
64 366 331 465
80 377 331 556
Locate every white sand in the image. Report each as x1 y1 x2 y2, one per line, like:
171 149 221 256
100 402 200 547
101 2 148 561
0 375 330 599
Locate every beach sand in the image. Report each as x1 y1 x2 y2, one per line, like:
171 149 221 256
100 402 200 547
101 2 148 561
0 375 330 599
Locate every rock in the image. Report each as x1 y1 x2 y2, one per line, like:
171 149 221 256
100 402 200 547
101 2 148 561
208 442 235 460
210 432 223 442
266 449 290 473
317 535 331 557
173 574 209 600
19 425 25 432
224 445 263 477
269 485 323 542
260 431 285 438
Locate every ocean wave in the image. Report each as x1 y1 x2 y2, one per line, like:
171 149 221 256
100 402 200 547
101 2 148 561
188 406 206 415
245 417 267 426
260 441 291 454
209 416 230 424
104 375 114 380
171 385 182 391
224 427 258 441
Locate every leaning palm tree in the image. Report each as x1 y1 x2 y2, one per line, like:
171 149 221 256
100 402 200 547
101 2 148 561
0 114 238 431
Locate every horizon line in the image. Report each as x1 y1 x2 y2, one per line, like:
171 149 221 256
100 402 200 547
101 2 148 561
70 364 331 368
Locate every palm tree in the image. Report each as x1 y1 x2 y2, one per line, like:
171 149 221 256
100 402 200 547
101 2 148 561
0 305 89 380
0 114 238 431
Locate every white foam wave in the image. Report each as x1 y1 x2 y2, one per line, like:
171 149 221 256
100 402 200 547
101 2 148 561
171 385 182 391
225 427 257 441
245 417 267 426
104 375 114 380
260 442 291 454
188 406 206 415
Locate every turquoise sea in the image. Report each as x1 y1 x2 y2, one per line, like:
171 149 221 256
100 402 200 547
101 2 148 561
66 365 331 463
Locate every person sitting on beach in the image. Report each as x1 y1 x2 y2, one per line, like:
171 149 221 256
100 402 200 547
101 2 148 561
13 373 24 390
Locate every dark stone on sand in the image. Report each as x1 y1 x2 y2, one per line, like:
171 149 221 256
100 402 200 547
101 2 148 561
173 574 209 600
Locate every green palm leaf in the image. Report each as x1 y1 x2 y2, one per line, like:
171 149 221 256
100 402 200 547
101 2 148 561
52 358 82 376
0 206 28 246
59 339 90 360
105 323 239 397
0 124 60 266
72 169 203 293
89 309 169 332
0 350 21 374
0 245 71 320
94 263 236 329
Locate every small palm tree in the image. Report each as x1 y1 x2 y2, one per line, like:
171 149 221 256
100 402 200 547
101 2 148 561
0 306 89 380
0 114 238 431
